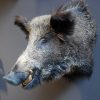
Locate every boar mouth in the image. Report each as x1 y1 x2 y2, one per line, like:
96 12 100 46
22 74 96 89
22 68 41 89
22 69 34 88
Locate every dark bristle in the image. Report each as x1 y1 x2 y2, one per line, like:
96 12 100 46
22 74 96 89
50 12 75 35
56 0 90 19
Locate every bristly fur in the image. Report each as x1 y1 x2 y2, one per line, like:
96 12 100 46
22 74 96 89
57 0 87 11
57 0 91 19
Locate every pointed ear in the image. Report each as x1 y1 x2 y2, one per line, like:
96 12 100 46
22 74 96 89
14 16 32 39
50 12 75 35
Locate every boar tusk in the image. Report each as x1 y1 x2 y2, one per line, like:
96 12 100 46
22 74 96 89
22 74 33 86
29 69 33 74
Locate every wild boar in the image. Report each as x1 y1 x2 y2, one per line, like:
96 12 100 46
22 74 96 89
4 0 96 89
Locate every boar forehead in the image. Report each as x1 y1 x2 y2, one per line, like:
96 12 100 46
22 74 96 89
29 15 51 37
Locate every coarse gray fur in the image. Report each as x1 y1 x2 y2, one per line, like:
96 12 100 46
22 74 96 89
4 0 96 89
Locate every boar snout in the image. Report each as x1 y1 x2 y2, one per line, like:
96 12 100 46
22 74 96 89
3 64 30 86
3 70 29 86
3 64 41 89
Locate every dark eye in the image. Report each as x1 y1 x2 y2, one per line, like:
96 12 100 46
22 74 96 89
41 38 47 44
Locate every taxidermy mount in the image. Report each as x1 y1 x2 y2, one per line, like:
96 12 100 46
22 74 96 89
4 0 96 89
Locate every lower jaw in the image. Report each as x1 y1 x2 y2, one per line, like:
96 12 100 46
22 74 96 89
22 77 40 89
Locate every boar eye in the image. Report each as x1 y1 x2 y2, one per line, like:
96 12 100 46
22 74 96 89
41 38 47 44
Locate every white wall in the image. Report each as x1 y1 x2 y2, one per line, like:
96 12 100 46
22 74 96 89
0 0 99 100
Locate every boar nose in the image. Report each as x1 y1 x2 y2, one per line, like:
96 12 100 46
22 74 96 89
3 71 29 86
3 71 20 85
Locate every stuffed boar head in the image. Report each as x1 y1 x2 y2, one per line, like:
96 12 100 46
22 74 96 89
4 0 96 89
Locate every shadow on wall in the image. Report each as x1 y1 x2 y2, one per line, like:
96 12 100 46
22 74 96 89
29 77 84 100
0 0 18 94
38 78 73 100
29 73 90 100
0 59 7 92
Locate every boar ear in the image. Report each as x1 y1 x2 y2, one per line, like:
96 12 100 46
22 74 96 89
50 12 75 35
14 16 31 39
